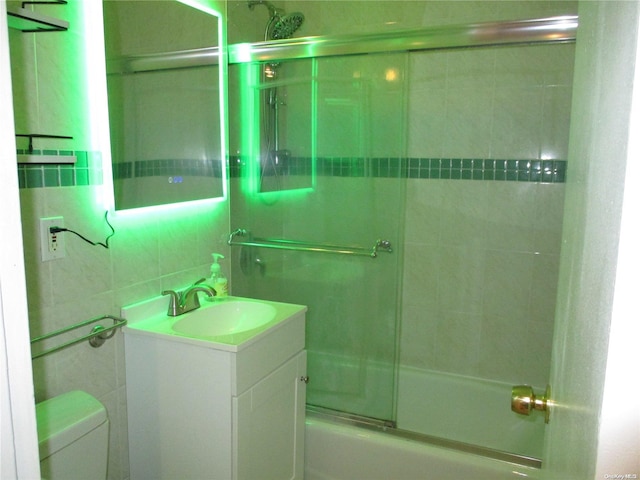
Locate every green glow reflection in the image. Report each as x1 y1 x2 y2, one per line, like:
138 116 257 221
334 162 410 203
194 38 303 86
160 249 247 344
239 61 261 196
239 59 316 198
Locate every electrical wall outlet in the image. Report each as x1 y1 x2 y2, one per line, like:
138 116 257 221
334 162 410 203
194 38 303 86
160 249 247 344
40 216 65 261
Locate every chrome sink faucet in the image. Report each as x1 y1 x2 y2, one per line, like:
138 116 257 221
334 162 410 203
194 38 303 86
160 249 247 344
162 279 216 316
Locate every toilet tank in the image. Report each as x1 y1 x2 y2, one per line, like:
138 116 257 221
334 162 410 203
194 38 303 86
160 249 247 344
36 390 109 480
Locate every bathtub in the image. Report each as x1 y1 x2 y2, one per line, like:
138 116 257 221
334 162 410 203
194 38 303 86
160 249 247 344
396 367 546 459
304 365 545 479
304 415 541 480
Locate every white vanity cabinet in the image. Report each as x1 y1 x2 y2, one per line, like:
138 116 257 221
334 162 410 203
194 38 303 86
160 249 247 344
123 298 307 480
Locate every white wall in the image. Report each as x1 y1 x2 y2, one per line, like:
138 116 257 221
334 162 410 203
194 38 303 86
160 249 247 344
6 1 230 478
0 1 40 478
594 3 640 476
543 1 640 478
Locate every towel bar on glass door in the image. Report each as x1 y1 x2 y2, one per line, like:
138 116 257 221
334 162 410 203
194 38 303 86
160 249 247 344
228 228 392 258
30 314 127 359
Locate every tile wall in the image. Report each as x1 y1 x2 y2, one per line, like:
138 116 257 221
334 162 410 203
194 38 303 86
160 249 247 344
17 150 103 188
401 41 574 389
8 2 229 478
228 0 576 404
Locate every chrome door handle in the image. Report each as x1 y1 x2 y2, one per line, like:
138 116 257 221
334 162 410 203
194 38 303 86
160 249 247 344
511 384 551 424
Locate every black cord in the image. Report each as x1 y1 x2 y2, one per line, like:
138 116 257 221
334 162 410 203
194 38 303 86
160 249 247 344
50 211 115 249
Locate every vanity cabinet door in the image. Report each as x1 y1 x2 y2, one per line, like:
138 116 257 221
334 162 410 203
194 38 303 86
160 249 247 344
233 350 307 480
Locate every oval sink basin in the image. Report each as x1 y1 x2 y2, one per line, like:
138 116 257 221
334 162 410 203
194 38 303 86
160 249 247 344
172 301 277 337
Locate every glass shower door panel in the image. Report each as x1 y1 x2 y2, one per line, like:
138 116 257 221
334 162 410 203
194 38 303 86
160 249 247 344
247 250 400 422
395 43 573 459
302 53 406 421
231 52 407 422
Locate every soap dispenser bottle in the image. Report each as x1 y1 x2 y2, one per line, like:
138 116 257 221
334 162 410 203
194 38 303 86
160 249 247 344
208 253 228 300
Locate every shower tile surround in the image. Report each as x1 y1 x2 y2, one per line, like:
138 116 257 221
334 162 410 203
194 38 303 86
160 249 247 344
231 42 572 391
397 39 572 391
229 0 574 451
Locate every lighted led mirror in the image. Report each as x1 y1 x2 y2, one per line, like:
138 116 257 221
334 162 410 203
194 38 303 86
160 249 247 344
103 0 225 210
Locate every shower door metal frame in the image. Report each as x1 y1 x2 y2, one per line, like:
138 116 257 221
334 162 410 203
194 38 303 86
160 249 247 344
108 16 578 70
109 15 578 72
228 15 577 64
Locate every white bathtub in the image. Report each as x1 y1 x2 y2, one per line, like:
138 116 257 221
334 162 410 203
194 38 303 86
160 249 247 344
397 367 546 459
304 415 541 480
308 357 545 459
304 365 546 480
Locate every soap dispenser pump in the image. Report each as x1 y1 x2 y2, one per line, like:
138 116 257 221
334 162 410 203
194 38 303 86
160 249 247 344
208 253 228 299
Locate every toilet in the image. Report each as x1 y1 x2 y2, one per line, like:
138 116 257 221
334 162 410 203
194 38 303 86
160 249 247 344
36 390 109 479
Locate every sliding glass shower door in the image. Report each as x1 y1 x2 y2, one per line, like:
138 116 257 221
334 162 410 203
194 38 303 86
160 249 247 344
229 51 407 422
228 10 574 463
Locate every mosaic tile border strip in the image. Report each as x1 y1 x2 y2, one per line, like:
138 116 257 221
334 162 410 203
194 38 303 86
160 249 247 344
20 153 566 189
112 158 223 180
407 158 566 182
17 151 103 189
230 156 567 183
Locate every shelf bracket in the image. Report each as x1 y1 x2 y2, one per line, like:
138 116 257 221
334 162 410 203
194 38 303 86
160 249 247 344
7 1 69 32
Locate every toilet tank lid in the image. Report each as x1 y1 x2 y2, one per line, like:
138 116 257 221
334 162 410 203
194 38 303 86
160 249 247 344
36 390 108 460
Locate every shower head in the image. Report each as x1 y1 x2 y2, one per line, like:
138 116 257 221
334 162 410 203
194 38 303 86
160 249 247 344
247 0 304 40
270 12 304 40
247 0 280 18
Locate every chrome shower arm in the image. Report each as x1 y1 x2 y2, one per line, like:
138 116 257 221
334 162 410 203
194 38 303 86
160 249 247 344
248 0 282 19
